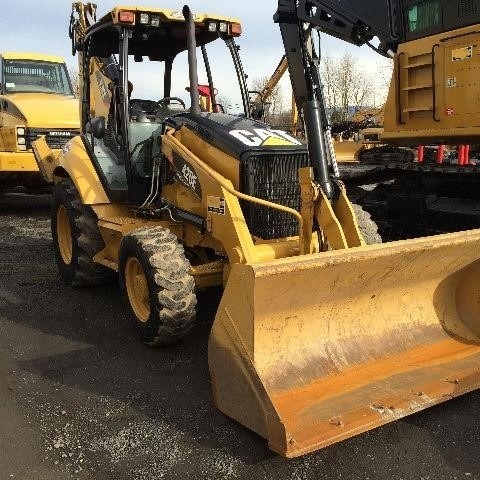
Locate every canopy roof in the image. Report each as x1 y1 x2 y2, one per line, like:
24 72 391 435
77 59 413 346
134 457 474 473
85 5 242 61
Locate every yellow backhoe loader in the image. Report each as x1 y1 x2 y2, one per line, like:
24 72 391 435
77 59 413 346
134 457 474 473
0 52 79 189
35 1 480 458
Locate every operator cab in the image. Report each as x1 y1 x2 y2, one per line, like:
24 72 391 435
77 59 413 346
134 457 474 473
75 5 245 203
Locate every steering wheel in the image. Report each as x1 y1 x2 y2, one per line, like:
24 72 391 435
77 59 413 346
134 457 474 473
157 97 186 109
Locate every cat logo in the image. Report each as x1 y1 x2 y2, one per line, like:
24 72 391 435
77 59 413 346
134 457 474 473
229 128 302 147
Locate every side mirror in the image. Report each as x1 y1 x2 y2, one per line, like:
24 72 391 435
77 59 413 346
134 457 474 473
88 116 106 139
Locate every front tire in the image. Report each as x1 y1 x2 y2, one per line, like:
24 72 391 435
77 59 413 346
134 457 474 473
51 178 115 287
119 226 197 346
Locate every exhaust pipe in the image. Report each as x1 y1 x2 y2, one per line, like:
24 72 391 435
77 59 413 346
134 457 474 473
183 5 201 114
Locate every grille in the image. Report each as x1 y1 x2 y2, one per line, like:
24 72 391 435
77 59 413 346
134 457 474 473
459 0 476 16
240 151 309 240
25 128 79 150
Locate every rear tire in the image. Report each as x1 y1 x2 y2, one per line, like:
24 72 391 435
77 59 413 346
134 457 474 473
51 178 115 287
352 204 382 244
119 226 197 346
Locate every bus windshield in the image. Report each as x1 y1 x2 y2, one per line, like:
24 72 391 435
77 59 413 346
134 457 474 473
3 59 73 95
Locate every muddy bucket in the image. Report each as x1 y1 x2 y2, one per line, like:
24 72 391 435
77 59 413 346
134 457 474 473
209 230 480 457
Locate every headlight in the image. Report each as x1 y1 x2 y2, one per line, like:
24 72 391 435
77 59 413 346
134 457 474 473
230 23 242 36
17 137 26 145
218 22 228 33
207 21 217 32
151 15 160 27
18 145 27 151
118 11 135 23
17 127 25 136
139 13 150 24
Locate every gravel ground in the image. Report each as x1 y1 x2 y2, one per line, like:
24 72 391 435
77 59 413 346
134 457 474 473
1 192 480 479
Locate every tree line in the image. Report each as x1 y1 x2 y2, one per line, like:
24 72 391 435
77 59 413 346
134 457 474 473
244 53 393 131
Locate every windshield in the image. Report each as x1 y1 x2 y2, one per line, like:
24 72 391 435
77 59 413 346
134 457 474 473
126 41 247 119
3 59 73 95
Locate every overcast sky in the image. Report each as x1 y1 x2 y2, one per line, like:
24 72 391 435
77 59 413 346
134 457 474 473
0 0 386 107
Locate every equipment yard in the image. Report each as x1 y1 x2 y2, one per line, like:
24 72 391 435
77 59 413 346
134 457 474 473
4 0 480 477
1 191 480 479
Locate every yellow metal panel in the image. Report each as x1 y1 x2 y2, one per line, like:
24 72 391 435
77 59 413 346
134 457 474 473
0 152 38 172
383 24 480 144
333 140 363 162
175 127 241 190
55 136 109 205
1 52 67 63
1 95 79 130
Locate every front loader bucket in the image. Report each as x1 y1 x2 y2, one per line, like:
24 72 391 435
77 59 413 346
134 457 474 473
209 230 480 457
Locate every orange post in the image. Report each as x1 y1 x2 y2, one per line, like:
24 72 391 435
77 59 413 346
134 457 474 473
436 145 445 164
417 146 424 163
458 145 465 165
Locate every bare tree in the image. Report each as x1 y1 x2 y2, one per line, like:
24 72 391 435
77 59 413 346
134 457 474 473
320 53 378 121
68 66 80 97
372 57 394 107
250 75 284 123
336 53 356 121
351 66 374 112
321 54 338 112
215 94 234 113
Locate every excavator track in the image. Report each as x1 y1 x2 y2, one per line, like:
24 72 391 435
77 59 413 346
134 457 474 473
343 162 480 240
357 145 415 164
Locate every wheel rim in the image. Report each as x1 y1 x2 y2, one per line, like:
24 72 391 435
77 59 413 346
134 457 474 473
56 205 73 265
125 257 150 323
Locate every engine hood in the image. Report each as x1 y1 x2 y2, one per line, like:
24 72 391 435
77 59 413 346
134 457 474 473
167 112 307 158
1 93 79 129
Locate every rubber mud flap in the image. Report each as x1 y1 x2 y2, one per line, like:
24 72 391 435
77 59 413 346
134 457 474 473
209 229 480 457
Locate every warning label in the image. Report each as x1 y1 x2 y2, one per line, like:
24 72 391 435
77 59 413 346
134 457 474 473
207 196 226 215
452 46 473 61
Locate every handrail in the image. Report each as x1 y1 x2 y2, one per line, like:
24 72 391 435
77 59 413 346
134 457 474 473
396 52 406 125
432 44 440 122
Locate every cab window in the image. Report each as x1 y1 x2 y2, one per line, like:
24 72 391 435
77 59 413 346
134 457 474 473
407 0 441 33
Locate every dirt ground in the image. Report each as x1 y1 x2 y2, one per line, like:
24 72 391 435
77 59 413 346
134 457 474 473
1 192 480 480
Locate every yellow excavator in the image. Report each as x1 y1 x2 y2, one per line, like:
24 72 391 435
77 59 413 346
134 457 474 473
251 55 300 135
0 52 79 189
337 1 480 239
35 1 480 458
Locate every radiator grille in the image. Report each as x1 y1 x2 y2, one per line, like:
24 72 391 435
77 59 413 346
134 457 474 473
240 151 309 240
25 128 79 150
459 0 476 16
